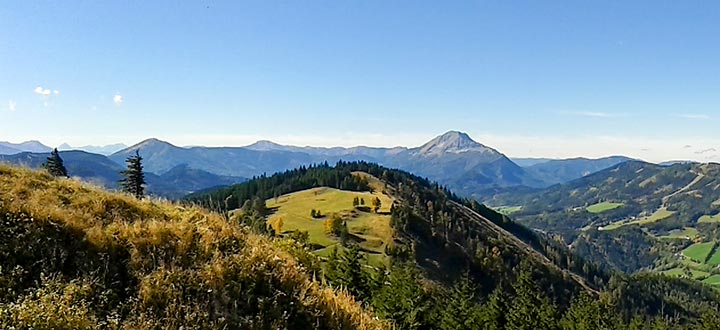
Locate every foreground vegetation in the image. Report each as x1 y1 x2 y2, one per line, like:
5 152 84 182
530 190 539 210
3 161 720 328
0 164 385 329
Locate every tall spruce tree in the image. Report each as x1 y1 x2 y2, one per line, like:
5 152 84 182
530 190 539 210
438 275 484 330
119 150 146 198
43 148 68 177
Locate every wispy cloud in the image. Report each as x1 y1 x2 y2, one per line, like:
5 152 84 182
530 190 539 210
676 114 711 120
113 94 123 106
8 100 16 112
695 148 716 155
33 86 60 106
558 111 628 118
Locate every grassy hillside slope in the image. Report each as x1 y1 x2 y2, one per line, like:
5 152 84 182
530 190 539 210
0 164 386 329
265 178 394 265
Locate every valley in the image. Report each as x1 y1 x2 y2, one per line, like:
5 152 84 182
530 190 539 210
482 161 720 289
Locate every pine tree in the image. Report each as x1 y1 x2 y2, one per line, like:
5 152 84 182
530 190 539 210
119 150 146 198
560 292 608 330
439 275 484 330
506 269 558 330
482 286 508 330
43 148 68 177
372 264 429 330
372 196 382 213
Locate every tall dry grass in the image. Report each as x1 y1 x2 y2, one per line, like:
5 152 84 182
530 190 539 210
0 164 387 329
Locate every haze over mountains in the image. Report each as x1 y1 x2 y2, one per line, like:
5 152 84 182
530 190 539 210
0 131 638 198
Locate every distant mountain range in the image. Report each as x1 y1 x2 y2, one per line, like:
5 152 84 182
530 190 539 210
112 131 634 196
0 131 642 198
522 156 634 186
0 141 127 156
59 142 128 155
0 140 52 154
0 150 245 198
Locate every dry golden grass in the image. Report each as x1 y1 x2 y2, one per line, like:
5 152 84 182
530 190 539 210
0 164 387 329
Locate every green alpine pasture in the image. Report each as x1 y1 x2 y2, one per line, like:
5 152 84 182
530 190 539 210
657 227 699 240
703 275 720 286
698 213 720 223
682 242 716 263
265 173 395 265
494 205 522 215
586 202 624 213
602 207 674 230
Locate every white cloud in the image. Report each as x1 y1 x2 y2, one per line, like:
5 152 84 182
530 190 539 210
677 114 711 120
8 100 16 112
558 111 628 118
113 94 123 105
34 86 52 96
33 86 59 107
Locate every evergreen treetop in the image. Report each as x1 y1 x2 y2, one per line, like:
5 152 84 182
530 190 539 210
43 148 68 177
119 150 146 199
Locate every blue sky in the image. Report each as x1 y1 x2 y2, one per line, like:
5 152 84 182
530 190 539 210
1 1 719 161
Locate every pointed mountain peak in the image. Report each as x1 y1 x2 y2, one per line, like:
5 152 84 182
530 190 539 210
417 131 498 156
246 140 287 151
135 138 176 147
114 138 180 155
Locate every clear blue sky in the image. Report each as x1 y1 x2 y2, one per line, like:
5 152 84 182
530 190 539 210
1 1 719 161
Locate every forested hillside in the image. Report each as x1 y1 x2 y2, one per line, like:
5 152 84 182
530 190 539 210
191 161 720 328
482 161 720 290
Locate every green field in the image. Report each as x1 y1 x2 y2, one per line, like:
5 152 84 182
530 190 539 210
707 247 720 266
602 208 674 230
264 173 395 266
698 213 720 223
494 205 522 215
586 202 624 213
663 267 711 280
657 227 699 240
703 275 720 286
683 242 716 263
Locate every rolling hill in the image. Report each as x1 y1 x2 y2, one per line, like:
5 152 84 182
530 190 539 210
0 164 386 329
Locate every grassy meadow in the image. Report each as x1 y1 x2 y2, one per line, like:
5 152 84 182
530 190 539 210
683 242 716 263
602 207 674 230
586 202 624 213
265 178 395 266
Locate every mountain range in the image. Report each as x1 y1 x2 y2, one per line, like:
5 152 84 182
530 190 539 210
58 142 128 155
0 131 639 198
111 131 634 196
